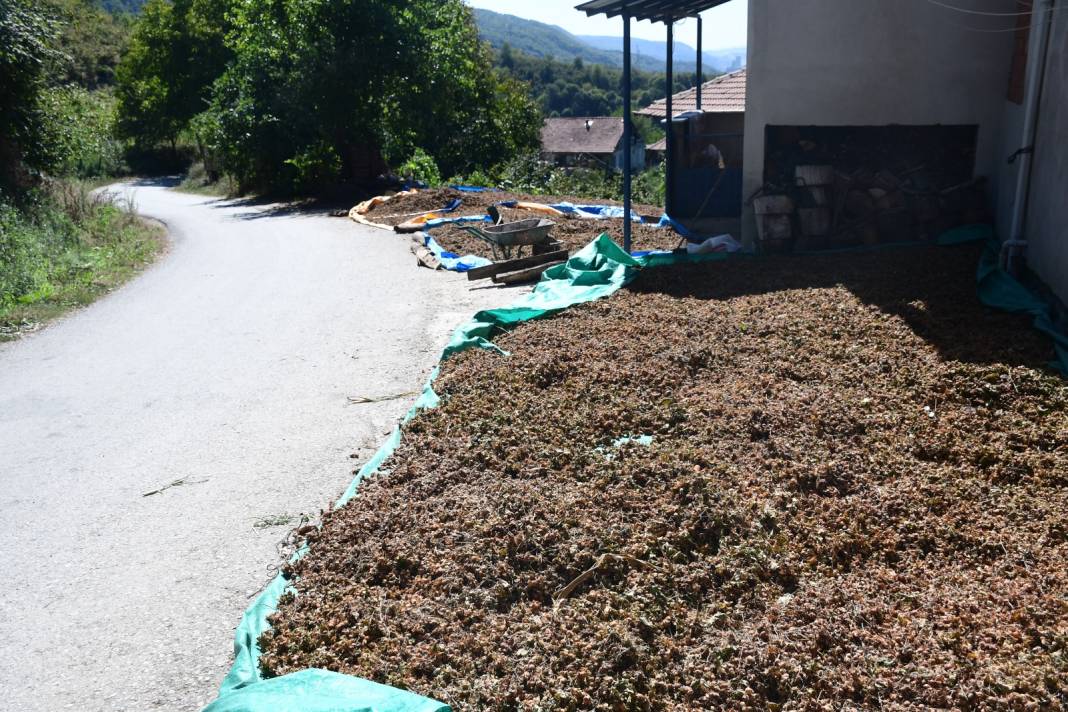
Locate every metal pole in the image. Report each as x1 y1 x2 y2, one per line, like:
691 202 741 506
665 18 674 215
622 11 632 253
696 16 703 111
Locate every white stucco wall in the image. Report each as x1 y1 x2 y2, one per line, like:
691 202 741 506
613 140 647 173
743 0 1017 243
1018 9 1068 303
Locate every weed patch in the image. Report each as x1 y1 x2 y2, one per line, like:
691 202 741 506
0 180 165 337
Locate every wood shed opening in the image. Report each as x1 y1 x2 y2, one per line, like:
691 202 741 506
758 124 986 252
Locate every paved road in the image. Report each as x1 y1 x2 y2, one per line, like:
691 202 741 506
0 180 521 711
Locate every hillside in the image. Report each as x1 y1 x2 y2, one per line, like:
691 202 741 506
579 35 745 72
473 8 672 73
98 0 147 12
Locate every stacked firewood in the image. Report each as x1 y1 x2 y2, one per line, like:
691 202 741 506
773 164 991 252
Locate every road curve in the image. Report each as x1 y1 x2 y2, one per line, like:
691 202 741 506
0 179 521 711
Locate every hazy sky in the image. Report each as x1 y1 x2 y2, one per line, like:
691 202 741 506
465 0 748 50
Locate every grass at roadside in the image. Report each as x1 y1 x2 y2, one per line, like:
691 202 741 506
0 180 165 340
177 162 240 198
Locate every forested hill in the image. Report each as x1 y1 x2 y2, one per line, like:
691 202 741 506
98 0 147 12
495 43 702 124
474 8 679 74
579 35 746 72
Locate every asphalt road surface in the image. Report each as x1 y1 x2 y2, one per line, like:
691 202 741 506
0 179 522 711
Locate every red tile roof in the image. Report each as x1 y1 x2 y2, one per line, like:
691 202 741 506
637 68 746 118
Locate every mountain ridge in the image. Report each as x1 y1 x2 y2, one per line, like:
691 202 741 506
473 8 746 75
578 35 745 72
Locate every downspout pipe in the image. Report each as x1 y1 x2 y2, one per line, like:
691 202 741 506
696 16 703 111
1003 0 1056 274
623 11 632 253
665 18 674 215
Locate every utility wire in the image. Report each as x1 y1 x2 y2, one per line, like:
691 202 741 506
924 0 1063 32
923 0 1040 16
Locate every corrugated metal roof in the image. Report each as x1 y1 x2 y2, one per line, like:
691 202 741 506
541 117 625 155
576 0 735 23
637 68 746 117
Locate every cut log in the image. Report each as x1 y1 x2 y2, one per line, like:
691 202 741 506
492 260 566 285
466 250 568 281
411 243 441 270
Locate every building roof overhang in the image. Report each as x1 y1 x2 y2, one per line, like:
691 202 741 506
575 0 734 23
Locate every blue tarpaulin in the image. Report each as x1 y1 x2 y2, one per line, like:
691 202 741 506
495 200 643 222
421 232 492 273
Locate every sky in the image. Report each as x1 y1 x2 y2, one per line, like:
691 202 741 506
465 0 748 51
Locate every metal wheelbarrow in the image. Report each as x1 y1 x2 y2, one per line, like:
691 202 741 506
461 218 555 260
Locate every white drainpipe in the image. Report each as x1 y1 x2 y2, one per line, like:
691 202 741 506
1003 0 1056 274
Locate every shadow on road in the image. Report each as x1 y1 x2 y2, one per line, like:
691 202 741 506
206 185 376 222
128 176 183 189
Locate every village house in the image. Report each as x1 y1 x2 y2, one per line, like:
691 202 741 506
540 116 646 172
743 0 1067 303
579 0 1067 305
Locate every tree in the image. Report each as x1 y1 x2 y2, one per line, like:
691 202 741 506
0 0 60 190
115 0 229 149
43 0 132 89
202 0 539 192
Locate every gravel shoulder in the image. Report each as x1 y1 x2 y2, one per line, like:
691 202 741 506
0 178 522 712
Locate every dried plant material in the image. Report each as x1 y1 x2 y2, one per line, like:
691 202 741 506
359 188 661 229
433 219 683 261
260 243 1067 709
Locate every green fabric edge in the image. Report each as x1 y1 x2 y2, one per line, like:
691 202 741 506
204 228 1066 712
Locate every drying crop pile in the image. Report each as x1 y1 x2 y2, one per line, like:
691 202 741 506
360 187 661 228
361 189 505 227
431 218 684 260
260 243 1068 710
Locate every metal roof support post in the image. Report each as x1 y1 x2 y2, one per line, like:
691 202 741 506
665 17 674 216
622 10 633 253
696 16 703 110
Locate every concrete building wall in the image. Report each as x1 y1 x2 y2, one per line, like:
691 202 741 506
743 0 1017 244
1019 9 1068 303
613 139 647 173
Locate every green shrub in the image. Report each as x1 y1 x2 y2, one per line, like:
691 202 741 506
483 152 664 208
632 161 666 207
491 152 553 193
284 142 343 194
39 86 127 178
397 148 442 187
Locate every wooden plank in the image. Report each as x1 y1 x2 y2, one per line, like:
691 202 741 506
492 260 566 285
466 250 568 281
533 240 565 255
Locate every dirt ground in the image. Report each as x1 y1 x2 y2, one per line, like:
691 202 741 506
259 242 1067 710
360 187 662 227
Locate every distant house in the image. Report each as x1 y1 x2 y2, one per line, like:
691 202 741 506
641 68 745 164
540 117 645 172
639 67 747 120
